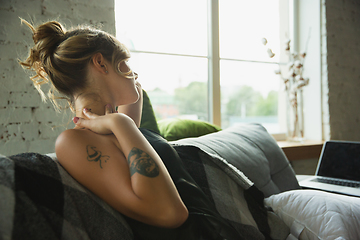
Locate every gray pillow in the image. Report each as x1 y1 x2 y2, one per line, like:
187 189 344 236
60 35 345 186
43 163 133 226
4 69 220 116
172 123 300 197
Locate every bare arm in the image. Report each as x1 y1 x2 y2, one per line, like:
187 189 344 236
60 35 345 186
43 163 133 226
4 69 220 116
117 81 143 127
56 107 188 228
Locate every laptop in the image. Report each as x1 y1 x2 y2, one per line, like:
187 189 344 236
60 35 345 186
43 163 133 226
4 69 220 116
298 140 360 197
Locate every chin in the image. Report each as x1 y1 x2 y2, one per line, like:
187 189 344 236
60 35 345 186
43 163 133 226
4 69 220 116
118 91 139 106
133 91 140 103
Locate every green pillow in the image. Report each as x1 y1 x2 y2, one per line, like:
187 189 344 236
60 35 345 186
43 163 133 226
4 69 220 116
140 90 160 134
157 118 221 141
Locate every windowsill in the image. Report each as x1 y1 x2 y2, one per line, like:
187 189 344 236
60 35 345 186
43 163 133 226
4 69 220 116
277 140 324 161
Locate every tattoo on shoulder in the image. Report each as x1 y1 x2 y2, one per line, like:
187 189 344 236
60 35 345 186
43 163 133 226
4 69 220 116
128 147 159 178
86 145 110 169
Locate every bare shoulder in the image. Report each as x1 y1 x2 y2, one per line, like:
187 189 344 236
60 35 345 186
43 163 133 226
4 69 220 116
54 128 136 215
54 127 132 192
55 128 97 155
55 129 120 169
56 128 93 145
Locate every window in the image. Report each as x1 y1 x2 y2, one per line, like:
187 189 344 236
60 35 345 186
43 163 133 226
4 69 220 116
115 0 287 132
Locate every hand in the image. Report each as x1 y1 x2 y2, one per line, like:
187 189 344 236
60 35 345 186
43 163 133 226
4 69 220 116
73 104 115 135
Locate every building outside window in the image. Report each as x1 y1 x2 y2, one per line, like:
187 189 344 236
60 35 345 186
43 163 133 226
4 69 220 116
115 0 287 134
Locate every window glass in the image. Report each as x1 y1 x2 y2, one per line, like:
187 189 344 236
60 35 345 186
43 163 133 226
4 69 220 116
128 53 208 121
220 60 280 133
219 0 280 62
115 0 208 56
116 0 284 131
219 0 282 132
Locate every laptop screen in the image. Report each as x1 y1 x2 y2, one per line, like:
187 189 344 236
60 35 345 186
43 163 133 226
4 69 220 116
316 141 360 181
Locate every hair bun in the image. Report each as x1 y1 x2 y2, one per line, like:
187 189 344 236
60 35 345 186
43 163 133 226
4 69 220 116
20 19 67 103
34 21 66 53
21 19 66 56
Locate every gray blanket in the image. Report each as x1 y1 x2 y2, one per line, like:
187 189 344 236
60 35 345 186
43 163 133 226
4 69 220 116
0 149 268 239
0 123 296 239
0 152 133 240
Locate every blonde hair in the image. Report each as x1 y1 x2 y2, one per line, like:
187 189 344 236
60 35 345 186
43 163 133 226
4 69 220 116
19 19 131 111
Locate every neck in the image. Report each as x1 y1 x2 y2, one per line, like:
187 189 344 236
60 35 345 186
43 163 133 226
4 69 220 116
74 91 116 119
73 68 116 118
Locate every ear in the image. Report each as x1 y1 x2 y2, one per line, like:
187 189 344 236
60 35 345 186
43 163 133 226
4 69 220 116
91 53 108 74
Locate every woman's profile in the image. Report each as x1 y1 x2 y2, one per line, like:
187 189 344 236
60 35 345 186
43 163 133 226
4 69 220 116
19 19 259 240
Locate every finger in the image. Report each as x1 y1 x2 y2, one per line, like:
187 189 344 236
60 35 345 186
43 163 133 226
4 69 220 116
105 104 113 115
73 117 80 124
73 116 86 127
73 117 90 131
83 108 98 119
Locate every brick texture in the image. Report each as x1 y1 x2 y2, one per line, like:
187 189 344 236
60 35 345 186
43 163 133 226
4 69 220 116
0 0 115 155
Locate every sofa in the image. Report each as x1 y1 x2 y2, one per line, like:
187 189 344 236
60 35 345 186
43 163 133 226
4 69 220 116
0 91 359 240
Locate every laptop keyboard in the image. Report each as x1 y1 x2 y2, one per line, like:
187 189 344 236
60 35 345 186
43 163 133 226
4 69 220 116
311 178 360 188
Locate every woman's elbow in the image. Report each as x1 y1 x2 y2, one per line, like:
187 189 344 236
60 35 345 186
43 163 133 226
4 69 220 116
171 205 189 228
157 204 189 228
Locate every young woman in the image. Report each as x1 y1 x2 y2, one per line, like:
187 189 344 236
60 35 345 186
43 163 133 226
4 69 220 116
20 19 258 240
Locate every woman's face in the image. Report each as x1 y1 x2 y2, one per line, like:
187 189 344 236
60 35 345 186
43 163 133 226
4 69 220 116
109 60 139 106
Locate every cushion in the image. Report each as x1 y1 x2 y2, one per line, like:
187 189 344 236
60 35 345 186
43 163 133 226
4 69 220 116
140 90 160 134
157 118 221 141
172 123 300 197
265 189 360 240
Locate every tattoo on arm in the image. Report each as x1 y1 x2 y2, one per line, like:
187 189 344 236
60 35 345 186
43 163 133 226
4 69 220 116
86 145 110 169
128 147 160 178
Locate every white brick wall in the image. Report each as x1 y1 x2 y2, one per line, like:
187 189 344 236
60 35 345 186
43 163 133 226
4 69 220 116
325 0 360 140
0 0 115 156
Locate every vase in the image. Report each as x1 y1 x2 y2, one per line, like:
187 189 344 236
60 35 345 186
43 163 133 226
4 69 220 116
287 89 305 142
